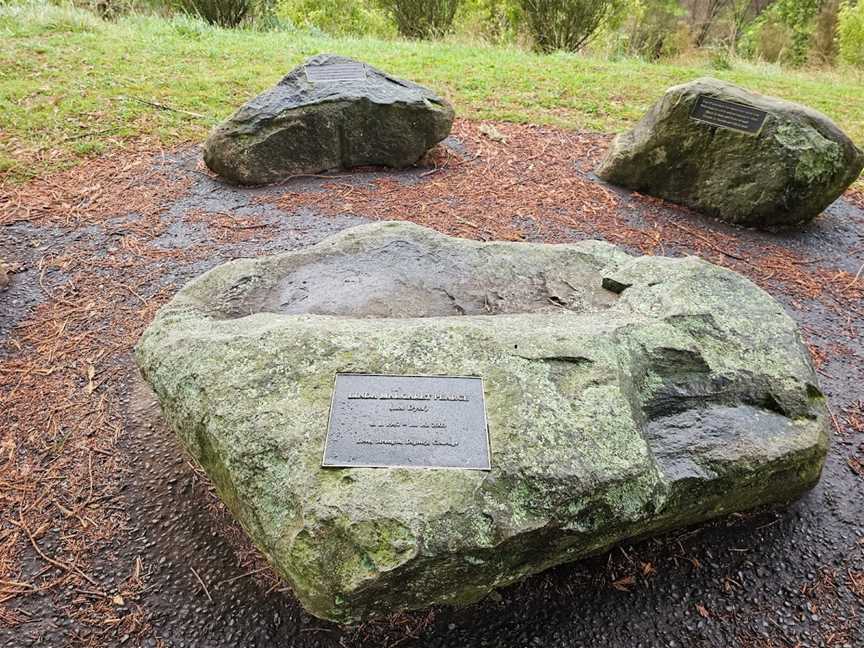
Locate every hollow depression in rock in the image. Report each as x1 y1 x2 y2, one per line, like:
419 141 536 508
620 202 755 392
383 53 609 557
209 232 620 319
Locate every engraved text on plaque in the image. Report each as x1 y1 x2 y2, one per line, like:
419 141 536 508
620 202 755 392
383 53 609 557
322 374 490 470
690 95 768 135
305 63 368 83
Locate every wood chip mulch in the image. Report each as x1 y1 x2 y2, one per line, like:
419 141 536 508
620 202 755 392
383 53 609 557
1 120 862 647
1 146 194 645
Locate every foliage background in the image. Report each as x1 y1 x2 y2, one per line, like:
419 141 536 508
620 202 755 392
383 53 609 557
2 0 862 185
11 0 861 72
246 0 864 70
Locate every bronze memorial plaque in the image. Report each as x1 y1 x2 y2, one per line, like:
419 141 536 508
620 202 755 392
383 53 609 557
322 373 490 470
305 63 368 83
690 95 768 135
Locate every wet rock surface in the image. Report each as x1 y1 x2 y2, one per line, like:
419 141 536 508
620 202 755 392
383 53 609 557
597 77 864 228
2 132 862 647
203 54 454 185
136 221 828 622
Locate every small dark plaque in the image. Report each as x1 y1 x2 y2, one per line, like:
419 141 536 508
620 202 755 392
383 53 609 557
690 95 767 135
322 374 490 470
305 63 367 83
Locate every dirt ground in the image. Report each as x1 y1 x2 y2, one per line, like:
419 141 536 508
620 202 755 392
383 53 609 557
1 121 862 648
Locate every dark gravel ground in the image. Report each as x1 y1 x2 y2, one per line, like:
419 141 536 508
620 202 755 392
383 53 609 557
1 138 862 648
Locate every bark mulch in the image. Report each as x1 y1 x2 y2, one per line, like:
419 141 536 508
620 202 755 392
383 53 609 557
0 120 862 647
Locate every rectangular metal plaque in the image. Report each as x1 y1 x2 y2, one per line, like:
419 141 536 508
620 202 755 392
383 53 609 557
690 95 767 135
322 373 490 470
305 63 367 83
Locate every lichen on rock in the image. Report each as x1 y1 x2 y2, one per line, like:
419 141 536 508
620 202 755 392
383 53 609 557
596 77 864 228
135 222 829 622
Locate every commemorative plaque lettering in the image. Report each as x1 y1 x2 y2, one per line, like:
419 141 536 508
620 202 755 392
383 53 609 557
690 95 767 135
305 62 368 83
322 374 490 470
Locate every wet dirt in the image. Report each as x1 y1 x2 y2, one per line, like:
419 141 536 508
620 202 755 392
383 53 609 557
1 131 862 648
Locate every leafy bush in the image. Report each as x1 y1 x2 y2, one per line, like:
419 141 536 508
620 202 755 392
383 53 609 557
376 0 463 38
620 0 686 60
839 0 864 66
278 0 391 36
519 0 624 52
810 0 840 65
739 0 822 66
682 0 761 50
178 0 251 26
664 20 694 57
754 19 793 62
456 0 523 44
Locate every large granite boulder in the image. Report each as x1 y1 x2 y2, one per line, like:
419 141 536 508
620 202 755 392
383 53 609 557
203 55 454 185
596 77 864 228
136 222 828 622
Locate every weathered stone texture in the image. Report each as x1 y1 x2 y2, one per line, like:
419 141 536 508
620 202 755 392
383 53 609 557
597 77 864 228
203 55 454 185
136 222 828 622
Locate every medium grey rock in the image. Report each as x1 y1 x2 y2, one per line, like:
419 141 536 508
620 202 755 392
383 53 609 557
203 55 454 185
596 77 864 228
135 222 828 622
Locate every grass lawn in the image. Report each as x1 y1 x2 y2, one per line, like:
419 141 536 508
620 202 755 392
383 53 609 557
2 2 864 183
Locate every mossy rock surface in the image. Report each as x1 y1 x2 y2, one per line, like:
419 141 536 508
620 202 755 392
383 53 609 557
596 77 864 228
203 54 454 185
135 222 828 622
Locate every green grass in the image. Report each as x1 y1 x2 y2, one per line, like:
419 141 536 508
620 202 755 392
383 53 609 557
2 2 864 183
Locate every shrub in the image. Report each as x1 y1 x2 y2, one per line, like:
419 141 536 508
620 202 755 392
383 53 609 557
663 20 694 57
739 0 822 66
622 0 686 60
755 19 793 62
376 0 463 38
278 0 391 36
178 0 251 26
456 0 524 44
810 0 840 65
839 0 864 66
519 0 624 53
